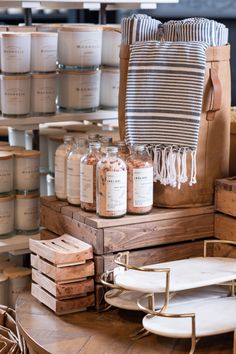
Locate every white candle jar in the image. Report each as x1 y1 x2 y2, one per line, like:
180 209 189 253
31 73 57 115
58 26 102 69
1 75 31 117
0 195 14 237
100 68 120 109
102 26 121 67
0 152 13 195
31 32 58 73
14 150 40 193
1 32 31 74
15 193 40 234
58 69 101 112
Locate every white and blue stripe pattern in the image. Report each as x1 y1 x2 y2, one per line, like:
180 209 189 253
162 18 228 46
125 41 208 187
121 14 162 44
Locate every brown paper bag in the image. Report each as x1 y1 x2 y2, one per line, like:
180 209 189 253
118 44 231 207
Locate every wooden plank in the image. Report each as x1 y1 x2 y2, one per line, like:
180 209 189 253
31 254 95 282
30 234 93 264
31 283 95 315
103 213 214 253
40 205 104 254
215 213 236 241
234 330 236 354
215 188 236 218
94 239 206 281
32 269 94 299
215 178 236 192
84 205 214 229
40 195 57 208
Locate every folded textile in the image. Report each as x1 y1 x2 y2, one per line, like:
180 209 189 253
125 41 208 188
121 14 161 44
162 17 228 46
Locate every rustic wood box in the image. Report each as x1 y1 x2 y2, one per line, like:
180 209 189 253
215 178 236 218
40 196 214 257
30 234 95 314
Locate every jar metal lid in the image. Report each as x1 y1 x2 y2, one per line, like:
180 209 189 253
31 32 58 37
48 135 64 142
15 193 39 199
14 150 40 158
2 32 31 37
101 67 119 74
59 25 102 33
0 195 14 202
2 74 31 80
31 73 57 79
0 151 13 159
59 69 100 75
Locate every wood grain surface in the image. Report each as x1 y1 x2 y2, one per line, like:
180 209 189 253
16 291 234 354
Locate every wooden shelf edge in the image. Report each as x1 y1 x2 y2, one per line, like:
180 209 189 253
0 233 40 254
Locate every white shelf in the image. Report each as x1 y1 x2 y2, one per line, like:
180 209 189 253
0 0 178 9
0 233 40 254
0 110 118 129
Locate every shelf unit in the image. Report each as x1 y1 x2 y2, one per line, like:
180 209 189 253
0 233 40 255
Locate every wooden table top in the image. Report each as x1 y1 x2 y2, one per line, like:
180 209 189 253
16 291 234 354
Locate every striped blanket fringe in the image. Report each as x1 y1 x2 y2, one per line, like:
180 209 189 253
125 41 209 189
151 145 196 189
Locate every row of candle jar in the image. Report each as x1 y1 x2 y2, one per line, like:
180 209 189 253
0 67 119 117
55 137 153 217
0 32 58 74
57 25 121 69
0 193 40 237
0 150 40 195
0 25 121 74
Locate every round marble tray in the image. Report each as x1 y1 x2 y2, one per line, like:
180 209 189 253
104 285 229 311
115 257 236 293
142 296 236 338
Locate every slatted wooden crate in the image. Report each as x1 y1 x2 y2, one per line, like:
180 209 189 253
40 196 215 309
215 178 236 250
30 234 95 315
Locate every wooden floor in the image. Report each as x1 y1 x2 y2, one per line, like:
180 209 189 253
16 291 234 354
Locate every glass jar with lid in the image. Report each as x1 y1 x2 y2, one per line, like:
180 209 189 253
54 135 74 200
117 140 130 161
126 145 153 214
67 137 87 206
80 142 101 212
97 146 127 218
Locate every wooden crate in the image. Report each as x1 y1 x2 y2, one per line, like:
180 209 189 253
40 197 214 256
215 213 236 242
30 235 95 314
215 178 236 218
230 122 236 176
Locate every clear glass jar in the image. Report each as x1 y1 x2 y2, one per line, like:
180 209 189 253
54 135 74 200
127 145 153 214
99 136 113 155
67 137 87 206
117 140 130 161
80 142 101 212
97 146 127 218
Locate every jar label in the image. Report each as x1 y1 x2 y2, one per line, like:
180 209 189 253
55 155 67 197
67 158 81 199
0 160 13 192
80 164 93 203
133 167 153 207
106 171 127 212
0 205 14 235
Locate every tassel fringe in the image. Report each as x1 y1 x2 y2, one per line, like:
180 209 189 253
152 146 197 189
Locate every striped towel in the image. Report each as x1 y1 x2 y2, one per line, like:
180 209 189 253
121 14 161 44
162 18 228 46
125 41 208 188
